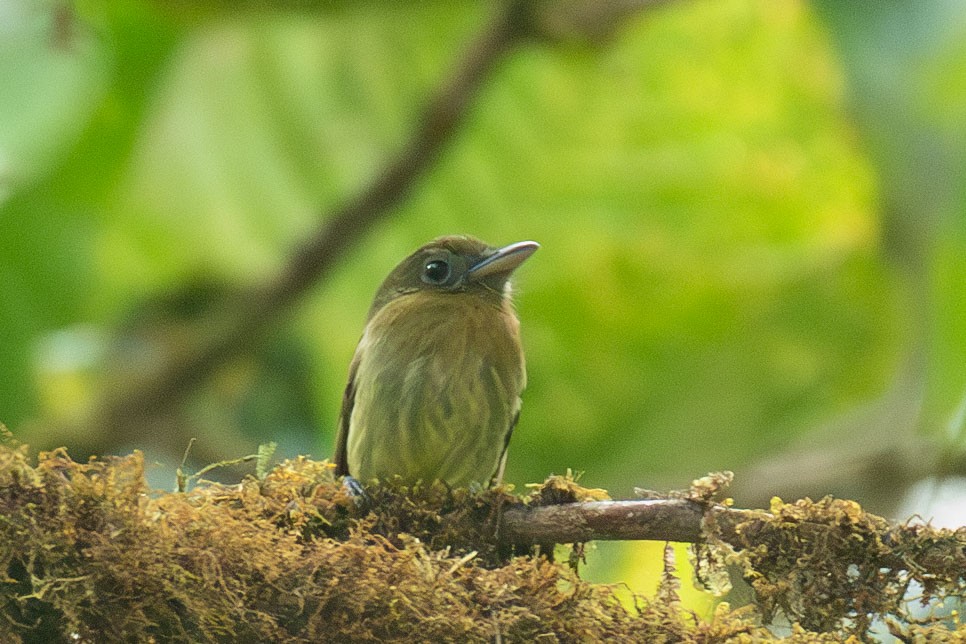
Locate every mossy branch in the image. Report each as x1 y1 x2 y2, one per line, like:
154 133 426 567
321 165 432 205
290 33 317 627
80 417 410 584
2 446 965 641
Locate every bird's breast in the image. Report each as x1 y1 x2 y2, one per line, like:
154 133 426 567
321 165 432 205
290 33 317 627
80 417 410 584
346 291 525 486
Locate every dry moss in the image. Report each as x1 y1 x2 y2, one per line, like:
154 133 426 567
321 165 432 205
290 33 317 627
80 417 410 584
702 495 966 640
0 445 748 642
1 445 965 642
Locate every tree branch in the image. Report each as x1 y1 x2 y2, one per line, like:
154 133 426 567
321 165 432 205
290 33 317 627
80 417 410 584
90 2 533 435
500 498 756 544
71 0 683 449
499 494 966 587
262 1 534 312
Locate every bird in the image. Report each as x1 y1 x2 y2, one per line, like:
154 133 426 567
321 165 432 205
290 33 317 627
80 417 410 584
333 235 538 489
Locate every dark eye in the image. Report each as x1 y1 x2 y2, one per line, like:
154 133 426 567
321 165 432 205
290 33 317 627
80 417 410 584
422 259 451 285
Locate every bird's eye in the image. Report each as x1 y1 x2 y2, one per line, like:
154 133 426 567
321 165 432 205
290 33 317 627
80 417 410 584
422 259 451 285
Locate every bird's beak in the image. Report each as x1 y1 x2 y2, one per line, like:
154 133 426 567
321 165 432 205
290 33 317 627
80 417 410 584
467 241 540 281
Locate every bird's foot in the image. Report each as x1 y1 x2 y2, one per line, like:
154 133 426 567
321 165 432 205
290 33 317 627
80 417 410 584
468 481 485 495
341 475 370 509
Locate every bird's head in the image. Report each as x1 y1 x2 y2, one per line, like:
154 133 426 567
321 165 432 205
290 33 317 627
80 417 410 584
367 235 539 319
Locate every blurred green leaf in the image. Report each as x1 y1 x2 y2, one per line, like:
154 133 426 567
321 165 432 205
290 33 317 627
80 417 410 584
2 0 961 507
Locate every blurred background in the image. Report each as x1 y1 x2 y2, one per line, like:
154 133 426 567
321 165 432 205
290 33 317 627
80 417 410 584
2 0 966 605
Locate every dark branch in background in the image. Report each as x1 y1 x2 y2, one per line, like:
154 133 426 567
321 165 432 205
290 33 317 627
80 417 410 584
90 1 532 436
264 2 530 311
535 0 680 42
71 0 673 447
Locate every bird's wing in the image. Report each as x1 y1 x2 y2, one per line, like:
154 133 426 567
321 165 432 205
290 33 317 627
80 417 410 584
491 406 520 486
333 352 360 477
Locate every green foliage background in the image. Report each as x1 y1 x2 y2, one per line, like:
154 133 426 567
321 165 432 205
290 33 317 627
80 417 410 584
2 0 966 600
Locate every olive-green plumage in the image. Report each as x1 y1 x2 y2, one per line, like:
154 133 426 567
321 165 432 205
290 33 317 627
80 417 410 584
334 235 538 488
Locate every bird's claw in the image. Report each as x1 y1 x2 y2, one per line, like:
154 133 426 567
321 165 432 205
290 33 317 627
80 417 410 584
341 475 370 508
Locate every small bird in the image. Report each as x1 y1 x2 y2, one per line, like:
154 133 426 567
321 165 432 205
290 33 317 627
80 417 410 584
333 235 538 489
